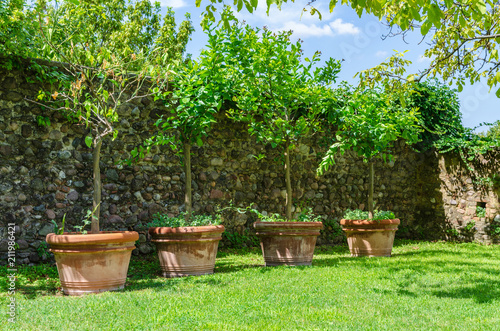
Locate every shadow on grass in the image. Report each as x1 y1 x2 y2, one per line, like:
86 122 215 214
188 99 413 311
214 262 266 274
124 275 229 292
431 282 500 303
6 242 500 303
395 248 499 260
385 273 500 304
0 263 62 299
309 240 500 304
14 281 61 299
370 248 500 304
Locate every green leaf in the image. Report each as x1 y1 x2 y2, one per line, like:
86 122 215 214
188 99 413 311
85 136 92 148
329 0 335 13
496 88 500 98
476 1 486 14
196 136 204 146
421 20 432 35
103 90 109 102
459 16 466 28
310 7 322 20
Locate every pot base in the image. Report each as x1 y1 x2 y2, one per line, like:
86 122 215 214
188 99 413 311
160 262 217 278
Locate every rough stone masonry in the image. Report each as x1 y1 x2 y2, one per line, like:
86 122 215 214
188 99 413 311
0 62 498 265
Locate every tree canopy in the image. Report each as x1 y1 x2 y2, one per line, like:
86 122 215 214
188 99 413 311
482 120 500 139
25 0 194 232
199 0 500 97
317 85 421 218
202 20 341 219
1 0 193 68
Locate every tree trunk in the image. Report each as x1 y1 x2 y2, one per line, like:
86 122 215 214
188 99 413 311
284 140 293 220
368 159 374 220
184 142 192 221
91 138 102 234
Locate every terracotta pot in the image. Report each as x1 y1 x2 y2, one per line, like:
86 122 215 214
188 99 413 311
253 221 323 266
149 225 225 277
46 231 139 295
340 219 400 257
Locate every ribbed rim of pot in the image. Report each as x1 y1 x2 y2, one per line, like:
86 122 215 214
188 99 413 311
46 231 139 245
253 221 324 230
149 225 225 236
340 219 400 226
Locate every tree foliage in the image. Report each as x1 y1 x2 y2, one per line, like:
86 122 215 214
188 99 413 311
317 85 422 219
318 85 422 173
35 0 193 68
28 0 193 232
0 0 39 64
481 120 500 139
204 20 341 219
199 0 500 97
134 47 225 220
403 80 463 152
402 81 500 169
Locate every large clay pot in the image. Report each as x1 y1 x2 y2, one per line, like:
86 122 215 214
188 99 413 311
253 222 323 266
149 225 225 277
340 219 400 257
46 231 139 295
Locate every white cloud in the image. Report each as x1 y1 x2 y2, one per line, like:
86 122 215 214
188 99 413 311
278 22 334 38
225 1 361 39
375 51 388 58
417 54 432 63
156 0 187 8
273 18 361 39
329 19 360 35
234 0 335 27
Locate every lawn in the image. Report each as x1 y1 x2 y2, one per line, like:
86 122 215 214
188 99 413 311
1 241 499 330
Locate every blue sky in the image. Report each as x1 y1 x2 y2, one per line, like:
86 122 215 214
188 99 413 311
158 0 499 132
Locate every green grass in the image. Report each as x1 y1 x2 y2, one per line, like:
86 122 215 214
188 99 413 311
1 241 500 330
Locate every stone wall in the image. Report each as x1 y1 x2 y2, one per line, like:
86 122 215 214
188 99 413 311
0 62 499 265
437 152 500 242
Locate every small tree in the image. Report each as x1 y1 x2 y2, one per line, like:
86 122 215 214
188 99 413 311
134 28 229 220
317 86 421 219
30 0 193 233
206 22 341 220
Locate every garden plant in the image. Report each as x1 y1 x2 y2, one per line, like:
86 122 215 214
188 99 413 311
23 0 193 294
317 86 422 256
207 19 340 220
